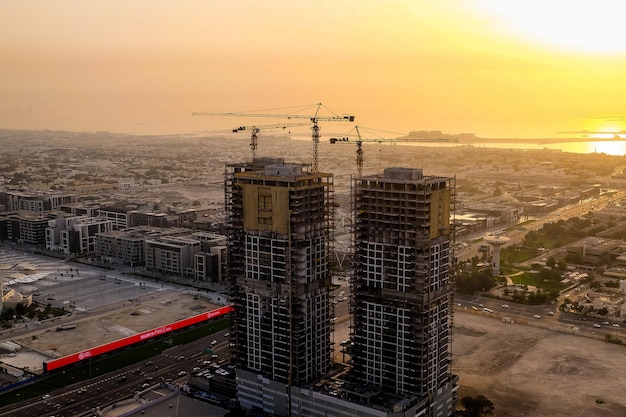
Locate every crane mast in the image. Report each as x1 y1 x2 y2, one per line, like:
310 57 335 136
193 103 354 172
233 122 310 160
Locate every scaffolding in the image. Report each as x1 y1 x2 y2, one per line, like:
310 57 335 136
225 158 336 393
348 168 456 404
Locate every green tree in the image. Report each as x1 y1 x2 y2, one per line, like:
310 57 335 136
546 257 556 268
1 307 15 322
461 395 495 417
14 303 26 318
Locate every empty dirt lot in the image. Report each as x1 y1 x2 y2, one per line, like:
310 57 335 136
453 311 626 416
8 289 220 372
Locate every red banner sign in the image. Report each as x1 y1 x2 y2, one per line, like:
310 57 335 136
44 305 234 372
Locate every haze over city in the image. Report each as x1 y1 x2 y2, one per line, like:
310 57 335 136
4 1 626 138
2 2 626 417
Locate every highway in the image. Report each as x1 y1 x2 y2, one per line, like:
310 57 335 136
1 330 231 417
453 293 624 340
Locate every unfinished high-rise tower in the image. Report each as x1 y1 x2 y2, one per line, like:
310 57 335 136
225 158 334 415
226 160 458 417
349 167 458 416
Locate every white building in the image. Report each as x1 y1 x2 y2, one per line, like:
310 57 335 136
46 215 113 254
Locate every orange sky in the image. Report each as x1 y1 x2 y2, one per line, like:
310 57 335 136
3 0 626 138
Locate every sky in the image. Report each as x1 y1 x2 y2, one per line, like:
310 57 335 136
4 0 626 138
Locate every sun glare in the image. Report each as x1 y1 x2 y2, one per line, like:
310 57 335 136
475 0 626 54
590 121 625 137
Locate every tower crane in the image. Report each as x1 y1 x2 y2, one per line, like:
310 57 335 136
232 122 311 160
329 126 459 177
193 103 355 172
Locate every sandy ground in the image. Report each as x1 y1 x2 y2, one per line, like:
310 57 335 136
452 311 626 417
10 290 220 366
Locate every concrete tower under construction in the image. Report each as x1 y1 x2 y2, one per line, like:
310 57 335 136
225 158 335 415
349 167 458 416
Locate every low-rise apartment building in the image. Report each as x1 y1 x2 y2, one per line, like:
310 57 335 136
46 215 113 254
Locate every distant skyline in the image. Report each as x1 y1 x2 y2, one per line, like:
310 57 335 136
4 1 626 138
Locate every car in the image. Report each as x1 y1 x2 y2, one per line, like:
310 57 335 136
593 323 601 328
533 315 541 319
178 371 187 377
211 354 219 359
42 394 51 400
210 340 218 346
547 311 554 316
602 321 609 325
224 332 230 337
141 383 150 389
613 323 621 328
192 367 200 372
501 304 509 309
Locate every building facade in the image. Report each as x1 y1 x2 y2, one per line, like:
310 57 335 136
6 212 50 246
228 163 457 417
46 215 113 254
97 206 130 230
144 235 201 277
350 167 457 416
2 190 77 213
226 158 335 414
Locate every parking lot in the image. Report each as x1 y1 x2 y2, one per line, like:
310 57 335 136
0 248 222 373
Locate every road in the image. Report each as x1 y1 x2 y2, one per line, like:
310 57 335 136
453 293 624 341
1 330 231 417
454 192 625 263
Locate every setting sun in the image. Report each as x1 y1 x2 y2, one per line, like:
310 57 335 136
474 0 626 54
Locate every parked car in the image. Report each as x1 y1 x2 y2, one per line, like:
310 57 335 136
533 315 541 319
